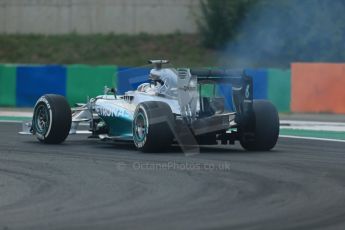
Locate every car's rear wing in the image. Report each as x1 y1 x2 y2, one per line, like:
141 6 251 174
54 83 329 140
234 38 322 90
178 68 254 130
190 69 245 82
191 68 252 110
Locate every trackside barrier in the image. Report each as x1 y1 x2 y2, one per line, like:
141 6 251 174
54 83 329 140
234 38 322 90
268 69 291 112
1 63 343 114
16 65 67 107
0 64 117 107
66 65 117 106
0 64 16 106
117 67 150 95
291 63 345 114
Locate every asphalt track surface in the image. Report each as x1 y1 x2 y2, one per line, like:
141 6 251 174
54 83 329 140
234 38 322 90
1 122 345 230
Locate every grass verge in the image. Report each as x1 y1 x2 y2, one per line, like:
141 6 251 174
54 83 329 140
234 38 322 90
0 34 219 67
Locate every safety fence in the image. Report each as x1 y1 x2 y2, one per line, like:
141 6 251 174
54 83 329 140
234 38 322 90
0 63 343 114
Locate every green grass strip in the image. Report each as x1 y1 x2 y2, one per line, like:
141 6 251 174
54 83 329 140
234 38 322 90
0 116 31 121
280 129 345 140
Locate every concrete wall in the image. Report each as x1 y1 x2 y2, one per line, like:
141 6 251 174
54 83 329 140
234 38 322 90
0 0 199 34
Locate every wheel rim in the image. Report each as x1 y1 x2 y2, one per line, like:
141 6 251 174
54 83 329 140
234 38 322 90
134 112 147 142
34 104 50 135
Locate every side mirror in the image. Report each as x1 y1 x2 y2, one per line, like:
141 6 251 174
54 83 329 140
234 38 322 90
104 86 117 98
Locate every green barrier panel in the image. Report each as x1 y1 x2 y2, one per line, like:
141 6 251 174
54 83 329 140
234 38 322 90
66 65 117 106
268 69 291 112
0 64 16 106
200 84 215 97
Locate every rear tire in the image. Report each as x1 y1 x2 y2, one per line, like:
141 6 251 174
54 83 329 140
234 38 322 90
32 94 71 144
133 101 174 152
239 100 279 151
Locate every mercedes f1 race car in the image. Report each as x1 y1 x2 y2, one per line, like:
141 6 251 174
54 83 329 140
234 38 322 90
21 60 279 153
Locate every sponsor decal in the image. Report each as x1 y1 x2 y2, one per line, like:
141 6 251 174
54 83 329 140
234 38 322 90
133 106 149 148
36 97 51 110
245 84 250 99
95 104 132 120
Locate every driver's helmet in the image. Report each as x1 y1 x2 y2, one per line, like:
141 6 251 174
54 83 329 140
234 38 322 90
149 68 177 96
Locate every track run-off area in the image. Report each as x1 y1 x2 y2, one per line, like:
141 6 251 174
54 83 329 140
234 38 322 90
0 118 345 229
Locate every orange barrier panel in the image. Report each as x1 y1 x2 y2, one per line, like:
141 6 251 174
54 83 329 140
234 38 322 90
291 63 345 114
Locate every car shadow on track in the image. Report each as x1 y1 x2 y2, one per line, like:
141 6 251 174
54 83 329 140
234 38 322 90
105 142 280 156
21 137 281 156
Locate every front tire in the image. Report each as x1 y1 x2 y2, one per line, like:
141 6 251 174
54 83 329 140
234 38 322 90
239 100 279 151
32 94 71 144
133 101 174 152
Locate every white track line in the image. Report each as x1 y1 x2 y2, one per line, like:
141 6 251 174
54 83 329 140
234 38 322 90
0 111 33 117
280 120 345 132
280 135 345 143
280 126 345 132
281 120 345 126
0 120 26 123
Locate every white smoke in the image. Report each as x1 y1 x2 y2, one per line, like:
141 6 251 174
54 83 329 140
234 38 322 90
218 0 345 68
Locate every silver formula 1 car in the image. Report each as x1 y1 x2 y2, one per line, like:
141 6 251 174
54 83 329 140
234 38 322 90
21 60 279 153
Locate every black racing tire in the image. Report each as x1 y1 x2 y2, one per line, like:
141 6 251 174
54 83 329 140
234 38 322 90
32 94 71 144
239 100 279 151
133 101 174 152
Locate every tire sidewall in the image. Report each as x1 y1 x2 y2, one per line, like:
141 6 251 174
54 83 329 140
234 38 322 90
239 100 279 151
33 96 53 141
133 104 149 149
132 101 174 152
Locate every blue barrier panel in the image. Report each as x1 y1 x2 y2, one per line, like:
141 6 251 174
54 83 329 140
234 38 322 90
16 65 66 107
117 67 150 94
216 84 234 111
244 69 268 99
